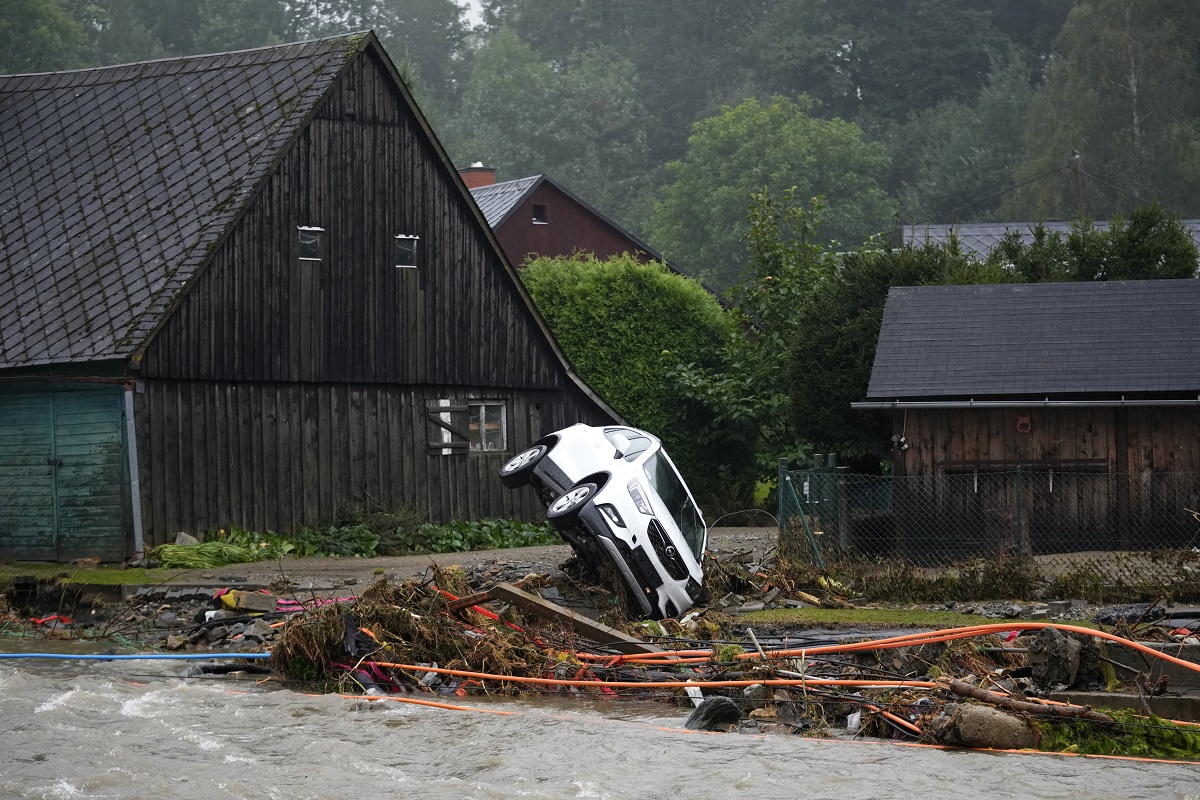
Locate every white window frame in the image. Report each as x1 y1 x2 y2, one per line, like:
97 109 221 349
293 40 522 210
468 402 507 452
298 225 325 262
395 233 420 269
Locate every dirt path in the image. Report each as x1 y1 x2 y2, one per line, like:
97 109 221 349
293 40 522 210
162 526 778 589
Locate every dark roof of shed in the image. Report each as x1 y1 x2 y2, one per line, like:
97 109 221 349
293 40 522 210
0 34 367 369
866 279 1200 399
903 220 1200 259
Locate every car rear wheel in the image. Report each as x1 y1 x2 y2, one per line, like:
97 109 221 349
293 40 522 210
546 482 597 529
499 445 548 488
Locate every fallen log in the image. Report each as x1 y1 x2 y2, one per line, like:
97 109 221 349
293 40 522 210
942 679 1114 723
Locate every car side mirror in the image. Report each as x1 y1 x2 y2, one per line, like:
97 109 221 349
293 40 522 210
610 432 630 459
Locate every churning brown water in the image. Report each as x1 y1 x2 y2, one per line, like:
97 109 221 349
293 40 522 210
2 649 1198 800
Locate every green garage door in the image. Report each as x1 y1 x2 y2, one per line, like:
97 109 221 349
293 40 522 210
0 386 128 562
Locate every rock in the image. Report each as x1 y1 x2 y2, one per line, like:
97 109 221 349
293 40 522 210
1029 609 1049 620
204 625 230 644
1003 604 1024 619
1047 600 1072 616
926 703 1038 750
165 634 186 650
1027 626 1101 690
742 684 767 702
153 612 177 629
175 532 201 546
684 696 742 731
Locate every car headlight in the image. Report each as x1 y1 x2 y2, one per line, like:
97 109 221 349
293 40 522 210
627 480 653 515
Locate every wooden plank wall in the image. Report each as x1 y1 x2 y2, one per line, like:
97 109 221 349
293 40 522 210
141 47 567 392
899 406 1200 475
133 378 611 545
893 406 1200 553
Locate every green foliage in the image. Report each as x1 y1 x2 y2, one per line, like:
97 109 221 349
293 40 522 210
1034 709 1200 760
669 189 837 497
649 95 895 288
0 0 87 73
890 55 1038 222
445 29 653 228
1004 0 1200 220
393 519 560 555
333 504 427 557
291 525 380 558
520 252 732 497
151 541 259 568
984 206 1199 281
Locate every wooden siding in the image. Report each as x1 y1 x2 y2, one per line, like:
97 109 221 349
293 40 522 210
141 48 566 390
134 378 611 545
890 406 1200 554
495 182 657 267
896 406 1200 476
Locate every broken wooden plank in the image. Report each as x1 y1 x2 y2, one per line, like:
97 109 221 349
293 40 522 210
445 590 494 613
488 582 663 655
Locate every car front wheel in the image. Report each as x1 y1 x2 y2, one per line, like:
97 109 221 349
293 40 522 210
546 482 597 529
499 445 548 488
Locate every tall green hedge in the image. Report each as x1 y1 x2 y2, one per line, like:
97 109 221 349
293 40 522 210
520 253 730 495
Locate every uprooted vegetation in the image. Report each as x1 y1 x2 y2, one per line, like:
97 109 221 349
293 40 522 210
258 566 1200 761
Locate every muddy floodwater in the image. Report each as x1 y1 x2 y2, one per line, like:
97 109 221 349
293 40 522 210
2 648 1199 800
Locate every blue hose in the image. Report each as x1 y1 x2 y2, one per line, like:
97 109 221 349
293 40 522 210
0 652 270 660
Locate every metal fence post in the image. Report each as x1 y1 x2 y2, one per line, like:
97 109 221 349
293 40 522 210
837 467 850 551
1015 465 1024 555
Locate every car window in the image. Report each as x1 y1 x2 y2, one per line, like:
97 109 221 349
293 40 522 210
642 452 706 558
604 428 652 461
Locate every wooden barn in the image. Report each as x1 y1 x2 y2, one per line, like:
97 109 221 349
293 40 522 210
853 279 1200 558
0 33 618 562
466 170 681 272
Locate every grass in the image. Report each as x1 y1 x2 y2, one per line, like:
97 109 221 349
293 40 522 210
737 606 1001 629
0 563 189 591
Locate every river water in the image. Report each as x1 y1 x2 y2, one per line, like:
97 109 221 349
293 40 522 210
2 649 1198 800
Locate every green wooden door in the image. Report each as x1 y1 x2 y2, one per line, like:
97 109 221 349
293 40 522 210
0 387 128 562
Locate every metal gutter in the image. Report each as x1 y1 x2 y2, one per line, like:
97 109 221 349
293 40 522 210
123 383 145 558
852 396 1200 410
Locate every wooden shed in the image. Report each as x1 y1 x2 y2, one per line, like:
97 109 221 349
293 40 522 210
0 33 618 562
854 280 1200 557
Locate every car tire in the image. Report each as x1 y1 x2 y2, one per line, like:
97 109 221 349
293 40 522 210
546 482 597 529
499 445 548 488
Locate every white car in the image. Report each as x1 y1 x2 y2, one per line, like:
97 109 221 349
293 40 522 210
499 424 707 620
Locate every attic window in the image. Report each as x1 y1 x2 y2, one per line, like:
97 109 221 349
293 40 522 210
532 204 548 225
395 234 420 268
298 226 324 261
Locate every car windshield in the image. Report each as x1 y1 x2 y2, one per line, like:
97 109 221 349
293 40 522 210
642 452 705 558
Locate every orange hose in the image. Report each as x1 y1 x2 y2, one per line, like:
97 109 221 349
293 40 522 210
340 693 517 715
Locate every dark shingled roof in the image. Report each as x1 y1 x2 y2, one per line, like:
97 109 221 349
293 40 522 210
0 34 366 370
903 221 1200 259
866 279 1200 399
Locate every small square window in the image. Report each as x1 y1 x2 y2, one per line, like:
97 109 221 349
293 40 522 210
395 234 420 268
532 204 548 224
298 226 324 261
468 402 506 451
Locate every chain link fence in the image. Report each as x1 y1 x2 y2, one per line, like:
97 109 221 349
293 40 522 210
779 465 1200 595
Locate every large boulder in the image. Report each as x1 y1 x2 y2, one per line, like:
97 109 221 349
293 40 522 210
684 696 742 731
926 703 1039 750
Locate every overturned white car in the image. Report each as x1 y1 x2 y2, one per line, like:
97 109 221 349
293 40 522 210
500 424 707 619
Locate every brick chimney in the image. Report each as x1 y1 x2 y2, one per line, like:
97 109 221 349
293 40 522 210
460 162 496 189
